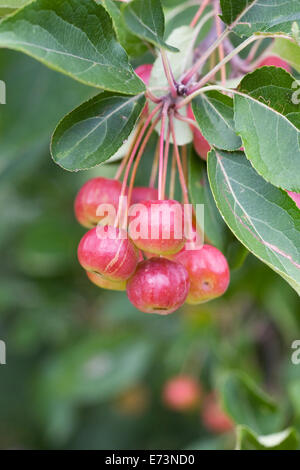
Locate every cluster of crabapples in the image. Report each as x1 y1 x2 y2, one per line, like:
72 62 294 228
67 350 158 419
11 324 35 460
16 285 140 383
75 174 230 314
75 54 299 316
162 376 233 434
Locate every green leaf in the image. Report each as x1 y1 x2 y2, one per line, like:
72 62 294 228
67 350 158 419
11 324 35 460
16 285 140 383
0 0 145 94
188 150 227 251
234 68 300 192
192 91 242 151
272 38 300 72
51 92 145 171
220 0 300 38
219 371 282 435
100 0 147 57
207 149 300 295
123 0 178 52
236 426 299 450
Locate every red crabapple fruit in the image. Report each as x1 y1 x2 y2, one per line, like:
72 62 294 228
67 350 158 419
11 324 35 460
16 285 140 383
78 226 138 282
257 55 291 73
202 393 234 434
134 64 153 85
174 244 230 304
86 271 126 291
187 105 211 160
74 177 124 228
163 376 201 411
126 257 190 314
128 199 185 255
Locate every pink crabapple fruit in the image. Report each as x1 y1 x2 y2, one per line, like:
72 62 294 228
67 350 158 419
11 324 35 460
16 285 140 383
131 186 158 204
86 270 126 291
78 226 138 282
202 393 234 434
128 199 185 256
74 177 125 228
187 105 211 160
163 376 202 411
257 55 291 73
174 244 230 304
126 257 190 315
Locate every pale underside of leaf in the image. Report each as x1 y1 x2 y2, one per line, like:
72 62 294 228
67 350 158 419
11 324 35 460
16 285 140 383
234 92 300 192
208 149 300 295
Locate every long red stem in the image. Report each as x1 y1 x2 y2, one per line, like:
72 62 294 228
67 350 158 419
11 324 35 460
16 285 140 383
160 49 177 99
115 103 162 227
169 113 195 245
169 149 176 200
190 0 211 28
169 112 189 206
181 28 227 85
162 120 171 200
127 115 161 209
149 139 160 188
114 121 143 180
158 103 169 200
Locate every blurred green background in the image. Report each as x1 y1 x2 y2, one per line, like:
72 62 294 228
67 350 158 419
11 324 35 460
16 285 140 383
0 50 300 450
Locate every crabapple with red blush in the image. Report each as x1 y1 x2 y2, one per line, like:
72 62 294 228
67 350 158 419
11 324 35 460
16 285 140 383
78 226 138 282
74 177 124 228
174 244 230 304
163 376 201 411
128 199 185 256
126 257 190 314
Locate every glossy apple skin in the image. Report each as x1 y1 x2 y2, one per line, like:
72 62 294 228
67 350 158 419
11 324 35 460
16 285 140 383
86 270 126 291
174 244 230 304
78 226 138 281
126 257 190 314
202 393 233 434
187 105 211 160
74 177 124 228
287 191 300 209
257 55 291 73
128 199 185 255
131 186 158 204
163 376 201 411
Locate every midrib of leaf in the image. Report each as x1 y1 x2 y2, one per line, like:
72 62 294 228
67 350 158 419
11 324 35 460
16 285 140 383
127 2 163 47
0 1 144 94
0 15 127 75
53 93 143 160
212 150 300 282
202 94 235 133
